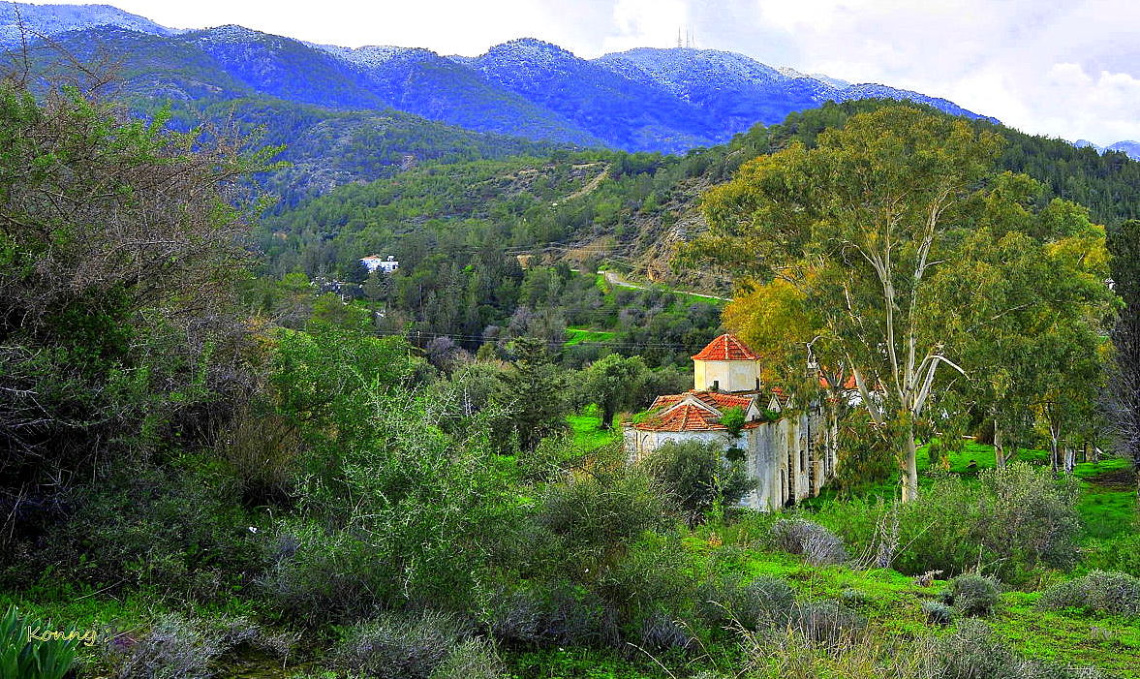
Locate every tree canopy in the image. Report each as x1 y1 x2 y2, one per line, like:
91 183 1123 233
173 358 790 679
696 106 1115 500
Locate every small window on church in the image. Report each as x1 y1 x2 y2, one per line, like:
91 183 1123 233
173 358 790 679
712 380 719 391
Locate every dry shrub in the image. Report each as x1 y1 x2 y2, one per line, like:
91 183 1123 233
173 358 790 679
335 612 475 679
219 406 301 504
110 614 225 679
1037 570 1140 617
772 518 849 565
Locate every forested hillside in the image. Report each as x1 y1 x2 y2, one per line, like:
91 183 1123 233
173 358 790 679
255 100 1140 372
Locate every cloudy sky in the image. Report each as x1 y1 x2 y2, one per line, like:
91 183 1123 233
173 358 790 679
40 0 1140 145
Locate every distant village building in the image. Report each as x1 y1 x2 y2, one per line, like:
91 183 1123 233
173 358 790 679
625 334 839 511
362 255 399 274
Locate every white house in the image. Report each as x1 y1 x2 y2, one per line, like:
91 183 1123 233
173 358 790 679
624 333 839 511
362 255 399 274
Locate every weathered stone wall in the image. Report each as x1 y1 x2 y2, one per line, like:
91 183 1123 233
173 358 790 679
625 404 837 513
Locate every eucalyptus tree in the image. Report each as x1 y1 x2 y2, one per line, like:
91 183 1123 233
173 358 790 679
696 106 1113 500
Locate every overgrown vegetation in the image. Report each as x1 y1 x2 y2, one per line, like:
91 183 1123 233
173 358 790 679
0 75 1136 679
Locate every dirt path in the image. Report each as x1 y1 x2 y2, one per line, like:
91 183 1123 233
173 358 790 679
601 271 732 302
563 165 608 201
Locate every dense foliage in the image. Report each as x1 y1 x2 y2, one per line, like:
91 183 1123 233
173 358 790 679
0 80 1136 679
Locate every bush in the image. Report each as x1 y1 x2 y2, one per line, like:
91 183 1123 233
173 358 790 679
947 574 1001 617
975 464 1081 573
811 463 1081 584
335 612 474 679
1079 533 1140 578
790 600 866 646
696 574 798 632
1037 570 1140 617
839 588 869 608
636 610 694 653
487 585 618 649
596 533 698 624
771 518 848 565
427 638 506 679
533 468 670 585
741 577 798 629
931 620 1020 679
21 457 265 600
263 387 518 622
109 614 226 679
639 440 757 525
921 601 954 625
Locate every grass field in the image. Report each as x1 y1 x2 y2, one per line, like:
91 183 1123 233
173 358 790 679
567 406 622 449
564 327 619 346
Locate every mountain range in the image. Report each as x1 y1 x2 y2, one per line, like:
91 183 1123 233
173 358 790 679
1074 139 1140 161
3 1 1006 156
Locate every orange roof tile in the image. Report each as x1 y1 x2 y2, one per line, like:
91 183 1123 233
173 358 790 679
639 403 724 432
636 391 763 432
694 391 754 410
649 391 755 412
819 373 859 390
692 334 759 361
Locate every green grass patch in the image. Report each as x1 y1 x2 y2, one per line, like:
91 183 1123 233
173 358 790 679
996 592 1140 677
568 407 620 450
564 327 618 346
1073 457 1138 541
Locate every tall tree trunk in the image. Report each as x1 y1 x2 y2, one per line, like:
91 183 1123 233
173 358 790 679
902 424 919 502
994 419 1005 468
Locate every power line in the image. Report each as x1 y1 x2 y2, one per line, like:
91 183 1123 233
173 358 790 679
377 327 704 351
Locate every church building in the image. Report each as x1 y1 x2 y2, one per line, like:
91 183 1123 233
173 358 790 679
624 333 838 511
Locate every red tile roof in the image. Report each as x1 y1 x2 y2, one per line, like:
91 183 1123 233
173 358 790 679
692 333 759 361
819 373 860 390
637 391 763 432
639 403 725 432
648 390 755 412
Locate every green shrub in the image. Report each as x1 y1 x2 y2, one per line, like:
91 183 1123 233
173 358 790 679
0 606 78 679
921 601 954 625
975 463 1082 573
39 457 263 601
595 533 698 623
1080 533 1140 577
264 386 518 622
639 440 756 526
696 575 797 632
947 574 1001 617
532 468 670 585
771 518 848 565
636 610 694 653
335 612 473 679
931 620 1020 679
1037 570 1140 617
812 463 1081 584
427 638 507 679
487 585 618 649
839 588 869 609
